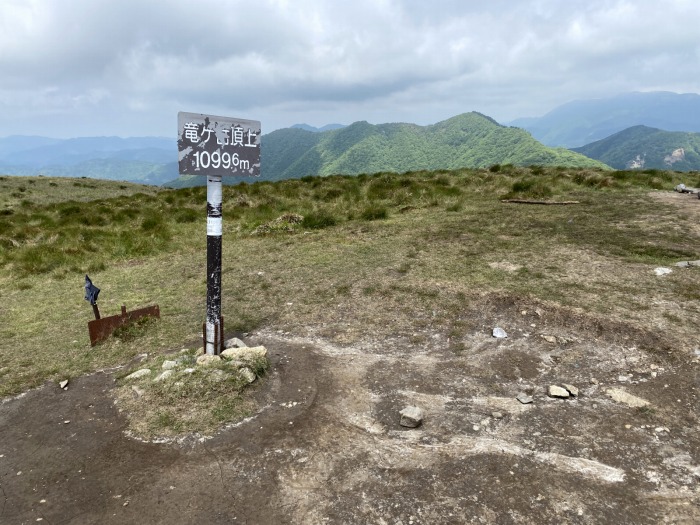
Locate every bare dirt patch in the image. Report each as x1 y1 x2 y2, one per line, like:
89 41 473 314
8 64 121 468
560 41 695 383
2 296 698 524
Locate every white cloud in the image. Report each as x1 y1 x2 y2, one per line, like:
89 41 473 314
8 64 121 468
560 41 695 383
0 0 699 137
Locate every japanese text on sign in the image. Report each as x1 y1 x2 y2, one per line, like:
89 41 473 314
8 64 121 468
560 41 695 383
177 112 261 177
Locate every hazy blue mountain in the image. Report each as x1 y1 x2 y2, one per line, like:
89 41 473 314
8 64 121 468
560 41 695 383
291 123 346 132
0 135 176 185
572 125 700 171
511 92 700 148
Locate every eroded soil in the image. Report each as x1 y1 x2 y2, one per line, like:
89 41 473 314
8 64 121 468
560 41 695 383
1 296 699 524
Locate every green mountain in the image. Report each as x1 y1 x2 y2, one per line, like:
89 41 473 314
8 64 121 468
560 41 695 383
510 91 700 148
572 125 700 171
165 112 609 187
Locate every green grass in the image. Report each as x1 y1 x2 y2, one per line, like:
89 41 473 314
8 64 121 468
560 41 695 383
1 168 699 435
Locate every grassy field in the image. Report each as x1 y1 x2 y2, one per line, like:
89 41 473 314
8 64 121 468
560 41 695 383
1 167 699 434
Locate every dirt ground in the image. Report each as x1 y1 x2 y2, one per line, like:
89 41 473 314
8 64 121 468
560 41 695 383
1 192 699 524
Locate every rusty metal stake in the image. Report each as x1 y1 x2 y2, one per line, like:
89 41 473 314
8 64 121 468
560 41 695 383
92 303 101 320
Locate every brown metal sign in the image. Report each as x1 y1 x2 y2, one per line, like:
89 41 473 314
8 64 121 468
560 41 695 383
87 304 160 346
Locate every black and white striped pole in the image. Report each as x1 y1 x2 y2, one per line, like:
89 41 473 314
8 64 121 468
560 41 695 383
177 112 261 355
206 175 224 354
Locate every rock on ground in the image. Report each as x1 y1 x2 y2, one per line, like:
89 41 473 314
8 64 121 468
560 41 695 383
224 337 247 349
124 369 151 381
606 388 650 408
548 385 570 398
399 406 424 428
221 346 268 361
196 354 222 367
239 367 256 384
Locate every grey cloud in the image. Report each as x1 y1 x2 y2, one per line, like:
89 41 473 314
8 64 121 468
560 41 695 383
0 0 699 137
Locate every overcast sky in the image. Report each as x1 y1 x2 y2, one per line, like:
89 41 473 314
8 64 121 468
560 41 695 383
1 0 699 138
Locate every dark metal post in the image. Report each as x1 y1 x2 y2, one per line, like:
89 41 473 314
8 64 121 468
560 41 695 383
205 175 223 355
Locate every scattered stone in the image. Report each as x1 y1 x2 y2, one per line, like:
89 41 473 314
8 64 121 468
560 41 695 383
541 335 557 344
618 375 630 382
161 360 177 370
131 385 144 397
516 393 534 404
124 368 151 381
491 411 504 419
154 370 174 382
590 378 599 385
224 337 247 349
548 385 570 398
492 327 508 339
59 380 69 389
562 383 579 397
210 369 227 381
196 354 221 366
182 368 196 374
654 267 672 276
221 345 268 361
195 347 205 356
606 388 650 408
472 425 481 432
239 367 256 384
399 406 424 428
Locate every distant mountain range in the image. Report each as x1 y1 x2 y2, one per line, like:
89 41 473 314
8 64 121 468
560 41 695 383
167 112 608 188
3 91 700 187
290 123 346 133
511 91 700 148
0 135 178 185
572 125 700 171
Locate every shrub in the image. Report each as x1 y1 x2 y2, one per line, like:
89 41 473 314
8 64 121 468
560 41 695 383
360 205 388 221
301 210 338 229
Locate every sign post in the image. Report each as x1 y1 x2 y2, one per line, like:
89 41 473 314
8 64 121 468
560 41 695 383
177 112 261 355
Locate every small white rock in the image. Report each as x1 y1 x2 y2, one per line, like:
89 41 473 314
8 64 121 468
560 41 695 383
606 388 650 408
562 383 579 397
59 380 69 389
154 370 174 382
131 386 144 397
223 337 247 350
239 367 256 384
516 393 534 404
492 327 508 339
161 360 177 370
124 368 151 381
222 346 267 360
548 385 570 398
399 406 424 428
654 267 672 276
196 354 222 366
